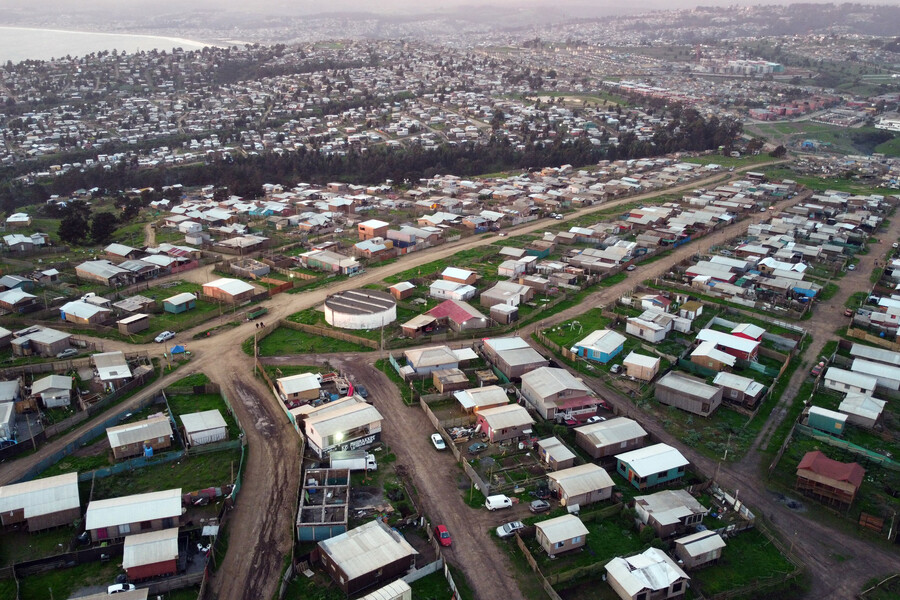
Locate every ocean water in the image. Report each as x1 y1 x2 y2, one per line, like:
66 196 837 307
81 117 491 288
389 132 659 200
0 26 212 64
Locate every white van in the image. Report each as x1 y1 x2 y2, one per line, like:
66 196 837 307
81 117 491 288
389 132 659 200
485 494 513 511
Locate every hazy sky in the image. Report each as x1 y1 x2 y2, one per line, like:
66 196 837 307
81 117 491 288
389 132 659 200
7 0 892 17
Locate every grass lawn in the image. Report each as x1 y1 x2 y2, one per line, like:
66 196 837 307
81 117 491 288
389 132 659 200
251 326 374 357
166 392 242 438
861 576 900 599
691 529 796 596
282 568 345 600
0 526 76 567
542 308 612 350
410 570 454 599
18 559 121 600
262 364 325 383
171 372 211 387
383 246 501 284
89 447 241 501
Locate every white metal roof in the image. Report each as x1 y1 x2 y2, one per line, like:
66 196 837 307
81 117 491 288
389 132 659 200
404 345 458 368
731 323 765 339
616 443 689 478
675 530 726 557
359 219 389 228
118 313 150 325
574 329 627 355
635 489 707 526
453 347 479 362
106 415 173 449
318 519 417 580
484 336 531 352
852 358 900 384
388 281 415 292
31 374 73 395
477 403 534 429
839 393 886 421
180 409 227 434
204 277 255 296
164 292 197 305
442 266 475 280
575 417 648 448
306 400 383 438
605 548 689 596
623 352 660 369
85 488 182 530
536 514 589 545
824 367 877 391
849 343 900 367
809 406 847 423
522 366 591 399
712 372 765 396
123 527 179 569
60 301 110 320
277 373 321 395
690 341 736 366
537 437 576 463
0 472 79 519
0 289 36 304
454 386 509 410
696 329 759 354
360 580 412 600
548 463 614 497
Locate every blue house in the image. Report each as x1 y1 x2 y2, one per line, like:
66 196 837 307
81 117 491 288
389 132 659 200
615 443 689 490
572 329 626 364
163 292 197 314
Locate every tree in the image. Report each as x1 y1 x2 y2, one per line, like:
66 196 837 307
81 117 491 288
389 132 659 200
91 212 118 244
769 145 787 158
58 212 89 245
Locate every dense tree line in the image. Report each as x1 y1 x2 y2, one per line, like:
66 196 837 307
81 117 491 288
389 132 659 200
0 108 740 210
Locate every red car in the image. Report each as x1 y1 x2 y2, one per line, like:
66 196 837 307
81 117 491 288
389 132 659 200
434 524 452 547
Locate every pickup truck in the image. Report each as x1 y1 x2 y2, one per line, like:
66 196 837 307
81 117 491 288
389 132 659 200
247 307 268 320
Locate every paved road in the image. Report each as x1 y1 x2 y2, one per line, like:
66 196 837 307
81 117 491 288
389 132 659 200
4 161 810 600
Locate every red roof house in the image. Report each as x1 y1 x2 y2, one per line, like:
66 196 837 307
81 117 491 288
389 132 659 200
796 450 864 508
426 300 488 332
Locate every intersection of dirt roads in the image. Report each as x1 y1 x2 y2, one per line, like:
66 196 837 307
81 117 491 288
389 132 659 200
4 162 898 600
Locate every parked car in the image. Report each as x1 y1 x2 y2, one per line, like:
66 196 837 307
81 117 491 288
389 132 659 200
626 265 636 271
154 330 175 343
485 494 513 511
843 308 854 317
108 583 136 594
848 264 856 271
468 441 487 454
355 385 369 399
893 242 898 249
496 521 525 539
431 433 446 451
610 364 622 374
586 416 606 424
811 363 825 378
56 348 78 359
529 499 551 513
434 524 452 547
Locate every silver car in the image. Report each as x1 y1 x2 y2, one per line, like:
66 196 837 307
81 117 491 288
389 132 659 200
496 521 525 538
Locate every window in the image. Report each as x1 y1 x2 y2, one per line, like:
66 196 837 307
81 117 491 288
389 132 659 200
572 536 581 544
672 581 683 593
140 521 151 529
678 466 685 473
119 523 131 535
555 541 565 549
637 593 648 600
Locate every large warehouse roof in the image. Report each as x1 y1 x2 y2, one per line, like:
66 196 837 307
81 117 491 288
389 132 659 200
325 289 396 315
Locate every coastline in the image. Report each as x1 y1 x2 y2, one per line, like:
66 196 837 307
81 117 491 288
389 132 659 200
0 25 218 50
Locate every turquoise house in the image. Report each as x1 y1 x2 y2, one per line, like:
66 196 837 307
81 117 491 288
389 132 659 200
572 329 626 364
615 443 689 490
807 406 847 437
163 292 197 314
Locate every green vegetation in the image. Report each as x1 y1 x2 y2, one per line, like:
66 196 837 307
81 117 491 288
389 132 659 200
171 372 211 387
860 575 900 600
89 447 241 500
375 358 415 405
845 291 869 309
18 559 121 600
410 570 454 599
250 326 375 357
0 526 75 567
692 529 796 596
819 282 840 301
383 246 501 284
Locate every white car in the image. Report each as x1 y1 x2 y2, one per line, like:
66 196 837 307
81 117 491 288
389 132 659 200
108 583 136 594
431 433 446 450
586 416 607 424
154 330 175 343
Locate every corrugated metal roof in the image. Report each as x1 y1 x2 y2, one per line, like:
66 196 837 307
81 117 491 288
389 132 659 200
696 329 759 354
180 410 227 434
319 519 417 580
537 437 576 463
635 489 707 527
31 374 72 395
824 367 876 391
616 443 689 478
360 579 412 600
675 530 726 557
123 527 179 569
107 415 173 449
623 352 660 369
164 292 197 305
85 488 182 531
277 373 321 395
204 278 255 296
576 417 648 448
839 393 886 421
548 463 613 497
0 472 79 518
521 367 591 399
454 386 509 410
477 403 534 430
690 341 736 366
574 329 626 355
605 548 689 596
306 401 383 439
657 372 720 400
404 346 458 368
536 514 589 545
